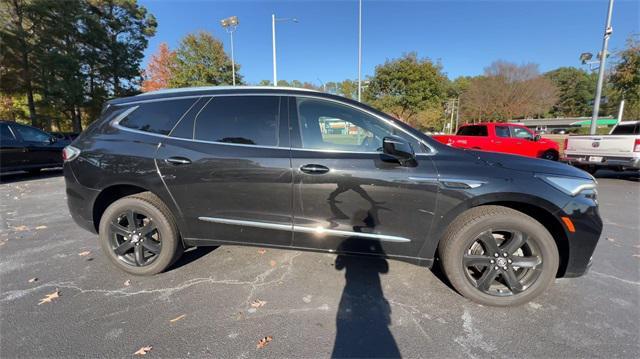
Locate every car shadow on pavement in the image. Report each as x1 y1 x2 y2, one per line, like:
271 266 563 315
331 239 401 358
593 169 639 182
167 246 219 272
0 168 63 184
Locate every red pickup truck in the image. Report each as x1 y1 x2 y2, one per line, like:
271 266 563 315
432 123 560 160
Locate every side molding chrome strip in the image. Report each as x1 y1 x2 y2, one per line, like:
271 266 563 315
197 217 411 243
439 178 487 189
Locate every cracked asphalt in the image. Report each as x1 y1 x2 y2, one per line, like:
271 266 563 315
0 169 638 358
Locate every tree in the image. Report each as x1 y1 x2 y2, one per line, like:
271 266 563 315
169 31 241 87
141 43 175 92
544 67 595 117
460 61 558 122
364 53 449 129
610 35 640 120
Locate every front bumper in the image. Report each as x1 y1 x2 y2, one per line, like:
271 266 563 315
563 154 640 170
560 192 603 277
64 162 99 234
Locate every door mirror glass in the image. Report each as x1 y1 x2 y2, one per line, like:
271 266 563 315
534 134 541 141
383 136 415 164
49 136 57 144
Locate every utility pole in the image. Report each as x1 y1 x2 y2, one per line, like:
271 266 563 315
617 99 625 124
590 0 614 135
357 0 362 102
272 14 277 86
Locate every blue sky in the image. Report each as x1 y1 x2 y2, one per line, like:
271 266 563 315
140 0 639 85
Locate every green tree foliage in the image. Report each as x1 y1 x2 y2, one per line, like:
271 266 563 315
364 53 449 130
169 31 241 88
610 35 640 120
544 67 595 117
0 0 156 131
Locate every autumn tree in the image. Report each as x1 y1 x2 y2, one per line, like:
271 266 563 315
169 31 241 87
610 35 640 120
461 61 557 122
141 43 175 92
364 53 449 130
543 67 595 117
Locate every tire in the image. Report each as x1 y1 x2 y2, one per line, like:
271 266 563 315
98 191 183 275
540 150 559 161
578 165 598 175
439 205 559 307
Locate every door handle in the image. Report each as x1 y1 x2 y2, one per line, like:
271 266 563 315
165 157 192 165
300 164 330 174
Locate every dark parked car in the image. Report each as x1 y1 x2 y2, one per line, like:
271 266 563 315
63 87 602 306
1 120 66 174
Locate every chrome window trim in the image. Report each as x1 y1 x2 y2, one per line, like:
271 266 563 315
137 85 320 97
198 216 411 243
111 92 437 155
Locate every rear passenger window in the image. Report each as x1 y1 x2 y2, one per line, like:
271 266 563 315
1 124 16 142
194 96 280 146
495 126 510 138
457 125 488 136
118 98 197 135
610 123 638 135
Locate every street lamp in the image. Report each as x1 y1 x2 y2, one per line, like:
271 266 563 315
272 14 298 86
220 15 239 86
357 0 362 102
588 0 615 135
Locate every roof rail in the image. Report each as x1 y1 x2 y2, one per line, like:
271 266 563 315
137 85 320 97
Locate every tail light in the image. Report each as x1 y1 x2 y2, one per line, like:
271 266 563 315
62 146 81 162
634 139 640 152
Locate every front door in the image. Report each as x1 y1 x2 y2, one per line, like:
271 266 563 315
288 96 439 258
12 124 59 167
156 95 293 247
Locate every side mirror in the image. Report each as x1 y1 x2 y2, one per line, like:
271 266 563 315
382 136 415 165
534 134 541 141
49 136 57 144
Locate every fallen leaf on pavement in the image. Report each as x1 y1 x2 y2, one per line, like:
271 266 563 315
256 336 273 349
133 346 152 355
269 260 277 267
38 289 59 305
28 277 38 283
257 249 266 254
78 251 91 256
124 279 131 286
251 299 267 308
170 314 186 323
13 225 29 232
606 237 616 242
35 225 47 230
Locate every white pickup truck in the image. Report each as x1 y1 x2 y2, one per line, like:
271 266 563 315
563 121 640 174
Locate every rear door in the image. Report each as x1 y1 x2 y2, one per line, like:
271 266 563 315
454 125 488 150
0 123 25 170
289 96 439 258
156 95 293 247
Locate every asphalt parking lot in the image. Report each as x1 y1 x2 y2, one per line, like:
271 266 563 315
0 169 638 358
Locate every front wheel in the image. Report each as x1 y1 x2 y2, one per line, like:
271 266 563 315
98 192 183 275
540 150 559 161
439 206 559 306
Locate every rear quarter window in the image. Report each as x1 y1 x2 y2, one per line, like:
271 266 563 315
610 123 639 135
118 98 198 135
457 125 488 136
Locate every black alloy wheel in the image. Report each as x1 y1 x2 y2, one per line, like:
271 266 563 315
108 209 162 267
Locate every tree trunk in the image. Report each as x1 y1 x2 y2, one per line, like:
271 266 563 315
72 105 82 133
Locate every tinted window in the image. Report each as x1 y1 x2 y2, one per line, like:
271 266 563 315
194 96 280 146
611 123 638 135
14 125 50 142
495 126 510 138
1 124 16 142
295 98 418 152
119 98 197 135
457 125 488 137
511 126 533 139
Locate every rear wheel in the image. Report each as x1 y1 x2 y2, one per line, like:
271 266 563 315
439 206 559 306
540 150 559 161
98 192 182 275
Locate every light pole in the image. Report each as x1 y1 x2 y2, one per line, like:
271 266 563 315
272 14 298 86
220 16 239 86
589 0 615 135
357 0 362 102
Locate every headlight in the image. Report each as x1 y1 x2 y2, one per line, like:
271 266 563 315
536 175 596 196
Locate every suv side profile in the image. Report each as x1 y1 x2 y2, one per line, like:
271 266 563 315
64 87 602 306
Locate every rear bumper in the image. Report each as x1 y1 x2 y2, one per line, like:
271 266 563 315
560 195 603 277
64 162 99 234
563 155 640 169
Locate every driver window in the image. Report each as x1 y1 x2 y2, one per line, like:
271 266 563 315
511 127 533 140
296 98 402 152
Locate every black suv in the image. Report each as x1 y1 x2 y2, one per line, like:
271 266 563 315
64 87 602 306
